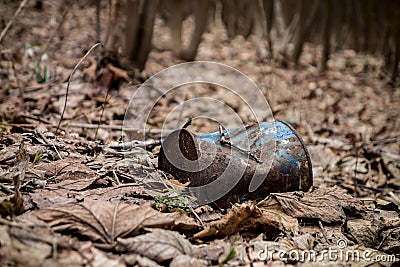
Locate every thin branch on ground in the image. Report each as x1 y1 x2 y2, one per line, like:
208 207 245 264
56 42 103 134
94 84 112 140
0 0 28 43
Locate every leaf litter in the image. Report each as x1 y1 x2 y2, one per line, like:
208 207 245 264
0 2 399 266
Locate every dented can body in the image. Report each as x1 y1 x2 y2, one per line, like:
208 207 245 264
158 121 312 207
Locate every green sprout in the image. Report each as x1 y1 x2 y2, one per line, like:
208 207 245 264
154 194 191 213
33 153 43 164
1 118 8 132
34 60 50 83
220 246 236 265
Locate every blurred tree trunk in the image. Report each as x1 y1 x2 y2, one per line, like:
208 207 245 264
349 0 362 51
388 15 400 82
221 0 236 38
252 0 268 59
263 0 274 57
290 0 307 64
278 2 299 60
122 0 159 70
179 0 209 61
105 0 122 52
319 0 332 72
123 0 140 62
333 0 351 50
165 0 185 55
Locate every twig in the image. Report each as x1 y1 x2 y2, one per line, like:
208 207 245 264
177 95 188 128
36 131 63 160
94 84 111 140
303 119 317 144
21 114 54 125
95 0 101 41
0 183 14 194
353 143 360 197
324 178 400 193
0 0 28 43
7 53 24 109
105 140 161 150
182 116 193 129
57 122 175 134
189 206 204 226
387 191 400 206
40 6 69 57
370 135 400 145
112 170 121 185
318 220 332 245
56 42 103 133
377 228 397 250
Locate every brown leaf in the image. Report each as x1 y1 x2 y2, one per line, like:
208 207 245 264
193 202 260 239
0 142 27 217
256 200 300 234
345 219 379 247
29 189 78 209
36 199 175 244
0 215 71 267
169 255 208 267
96 64 131 90
269 187 364 223
194 201 298 239
79 243 125 267
36 159 97 191
116 228 193 263
170 212 201 231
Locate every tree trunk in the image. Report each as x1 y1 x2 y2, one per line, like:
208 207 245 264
263 0 274 57
290 0 307 64
180 0 209 61
135 0 159 70
123 0 140 61
319 0 332 72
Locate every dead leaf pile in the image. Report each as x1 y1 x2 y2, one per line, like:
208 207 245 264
0 1 399 266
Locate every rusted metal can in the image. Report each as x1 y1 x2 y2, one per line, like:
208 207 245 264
158 121 312 207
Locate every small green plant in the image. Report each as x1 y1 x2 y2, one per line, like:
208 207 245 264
0 118 8 132
33 153 43 164
154 194 191 213
34 60 50 83
219 246 236 265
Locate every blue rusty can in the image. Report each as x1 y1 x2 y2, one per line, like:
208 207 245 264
158 121 312 207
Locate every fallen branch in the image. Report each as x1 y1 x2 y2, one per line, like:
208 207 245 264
56 42 103 133
0 0 28 43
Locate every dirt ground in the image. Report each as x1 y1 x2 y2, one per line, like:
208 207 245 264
0 2 399 267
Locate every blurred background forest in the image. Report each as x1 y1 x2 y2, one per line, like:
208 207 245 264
2 0 398 81
98 0 400 82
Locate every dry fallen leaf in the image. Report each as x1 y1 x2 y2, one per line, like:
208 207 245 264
169 254 208 267
36 199 176 244
269 187 364 223
116 228 194 263
345 219 379 247
96 64 131 90
0 142 28 217
36 159 98 191
194 201 299 239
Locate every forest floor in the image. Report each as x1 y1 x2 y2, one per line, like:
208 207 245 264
0 2 399 267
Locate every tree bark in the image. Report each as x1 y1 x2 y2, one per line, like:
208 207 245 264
319 0 332 72
290 0 307 64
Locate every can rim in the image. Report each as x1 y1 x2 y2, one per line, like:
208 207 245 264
277 120 313 184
